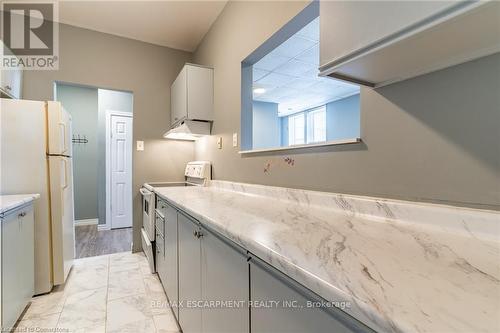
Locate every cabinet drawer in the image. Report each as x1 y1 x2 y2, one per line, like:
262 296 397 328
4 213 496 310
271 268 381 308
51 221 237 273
156 197 167 214
155 209 165 237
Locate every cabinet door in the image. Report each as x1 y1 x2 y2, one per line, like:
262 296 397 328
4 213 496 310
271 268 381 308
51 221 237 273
250 258 372 333
201 226 249 333
0 44 22 99
1 208 22 330
178 212 202 333
155 230 165 280
186 65 213 122
8 67 22 99
19 205 35 305
171 66 187 126
1 69 14 97
164 202 179 320
319 1 458 67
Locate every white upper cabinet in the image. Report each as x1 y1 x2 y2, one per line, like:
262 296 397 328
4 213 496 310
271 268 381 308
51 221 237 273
1 45 23 99
319 1 500 87
170 64 214 126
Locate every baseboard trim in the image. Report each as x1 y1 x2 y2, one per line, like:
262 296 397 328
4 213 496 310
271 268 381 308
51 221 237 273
98 224 111 231
75 218 98 226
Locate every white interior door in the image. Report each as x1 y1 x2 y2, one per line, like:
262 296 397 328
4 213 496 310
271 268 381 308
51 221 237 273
109 113 133 229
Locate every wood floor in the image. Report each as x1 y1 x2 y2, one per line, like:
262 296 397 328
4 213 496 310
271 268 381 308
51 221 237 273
75 225 133 258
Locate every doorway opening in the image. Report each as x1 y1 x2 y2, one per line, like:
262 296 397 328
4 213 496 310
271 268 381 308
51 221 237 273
55 82 134 258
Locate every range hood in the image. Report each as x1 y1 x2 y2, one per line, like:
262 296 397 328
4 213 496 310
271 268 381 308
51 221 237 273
163 120 211 141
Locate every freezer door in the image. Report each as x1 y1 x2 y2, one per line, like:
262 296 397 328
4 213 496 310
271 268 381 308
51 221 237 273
48 156 75 285
47 101 72 156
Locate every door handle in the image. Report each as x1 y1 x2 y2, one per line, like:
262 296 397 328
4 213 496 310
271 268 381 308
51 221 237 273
5 85 12 90
18 211 26 218
194 230 204 239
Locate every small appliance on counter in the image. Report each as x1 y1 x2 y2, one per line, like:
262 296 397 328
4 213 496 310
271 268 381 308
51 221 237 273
140 161 211 272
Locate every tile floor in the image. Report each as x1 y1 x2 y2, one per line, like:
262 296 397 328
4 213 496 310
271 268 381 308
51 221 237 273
14 252 180 333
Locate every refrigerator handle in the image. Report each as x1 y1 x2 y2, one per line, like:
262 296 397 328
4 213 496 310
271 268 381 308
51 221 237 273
62 158 69 190
60 158 69 218
59 121 67 154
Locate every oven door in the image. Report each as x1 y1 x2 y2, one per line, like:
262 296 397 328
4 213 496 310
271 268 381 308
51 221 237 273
140 187 155 241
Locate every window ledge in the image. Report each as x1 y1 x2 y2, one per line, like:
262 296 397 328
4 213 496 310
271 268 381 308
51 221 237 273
238 138 361 155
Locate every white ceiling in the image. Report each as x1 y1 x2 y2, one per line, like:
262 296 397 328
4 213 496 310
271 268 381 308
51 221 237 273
57 0 228 52
252 18 360 117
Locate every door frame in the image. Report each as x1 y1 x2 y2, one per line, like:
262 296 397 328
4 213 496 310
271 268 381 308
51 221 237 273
104 110 133 231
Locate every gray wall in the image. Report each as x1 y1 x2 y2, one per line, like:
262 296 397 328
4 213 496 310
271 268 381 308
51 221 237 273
56 84 99 220
96 89 134 226
253 101 280 149
193 1 500 210
326 94 360 141
23 23 195 251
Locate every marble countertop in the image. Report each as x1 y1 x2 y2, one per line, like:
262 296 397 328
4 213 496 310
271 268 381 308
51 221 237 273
153 181 500 333
0 194 40 216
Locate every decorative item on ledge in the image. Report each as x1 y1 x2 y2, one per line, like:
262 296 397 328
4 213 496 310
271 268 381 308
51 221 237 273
72 134 88 144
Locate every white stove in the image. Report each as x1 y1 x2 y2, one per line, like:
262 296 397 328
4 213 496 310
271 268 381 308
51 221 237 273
140 161 211 272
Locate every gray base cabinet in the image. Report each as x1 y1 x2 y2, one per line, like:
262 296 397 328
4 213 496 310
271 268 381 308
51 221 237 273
249 257 373 333
178 211 250 333
201 226 249 333
163 200 372 333
1 203 35 330
178 212 202 333
164 202 179 320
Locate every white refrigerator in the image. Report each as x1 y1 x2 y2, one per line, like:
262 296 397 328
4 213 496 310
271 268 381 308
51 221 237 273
1 98 75 295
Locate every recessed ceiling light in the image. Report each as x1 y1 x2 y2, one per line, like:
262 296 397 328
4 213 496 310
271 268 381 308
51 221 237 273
253 88 266 94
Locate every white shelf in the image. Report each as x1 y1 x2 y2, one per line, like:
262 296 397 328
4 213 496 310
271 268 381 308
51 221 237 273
238 137 361 155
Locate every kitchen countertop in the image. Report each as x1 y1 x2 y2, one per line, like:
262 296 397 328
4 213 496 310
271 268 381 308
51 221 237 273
153 180 500 333
0 194 40 216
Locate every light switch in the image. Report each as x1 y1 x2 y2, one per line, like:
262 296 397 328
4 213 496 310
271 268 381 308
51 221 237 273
217 137 222 149
232 133 238 147
136 140 144 151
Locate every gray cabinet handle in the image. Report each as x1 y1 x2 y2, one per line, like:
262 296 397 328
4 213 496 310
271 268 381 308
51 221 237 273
5 85 12 90
18 211 26 218
193 230 204 239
